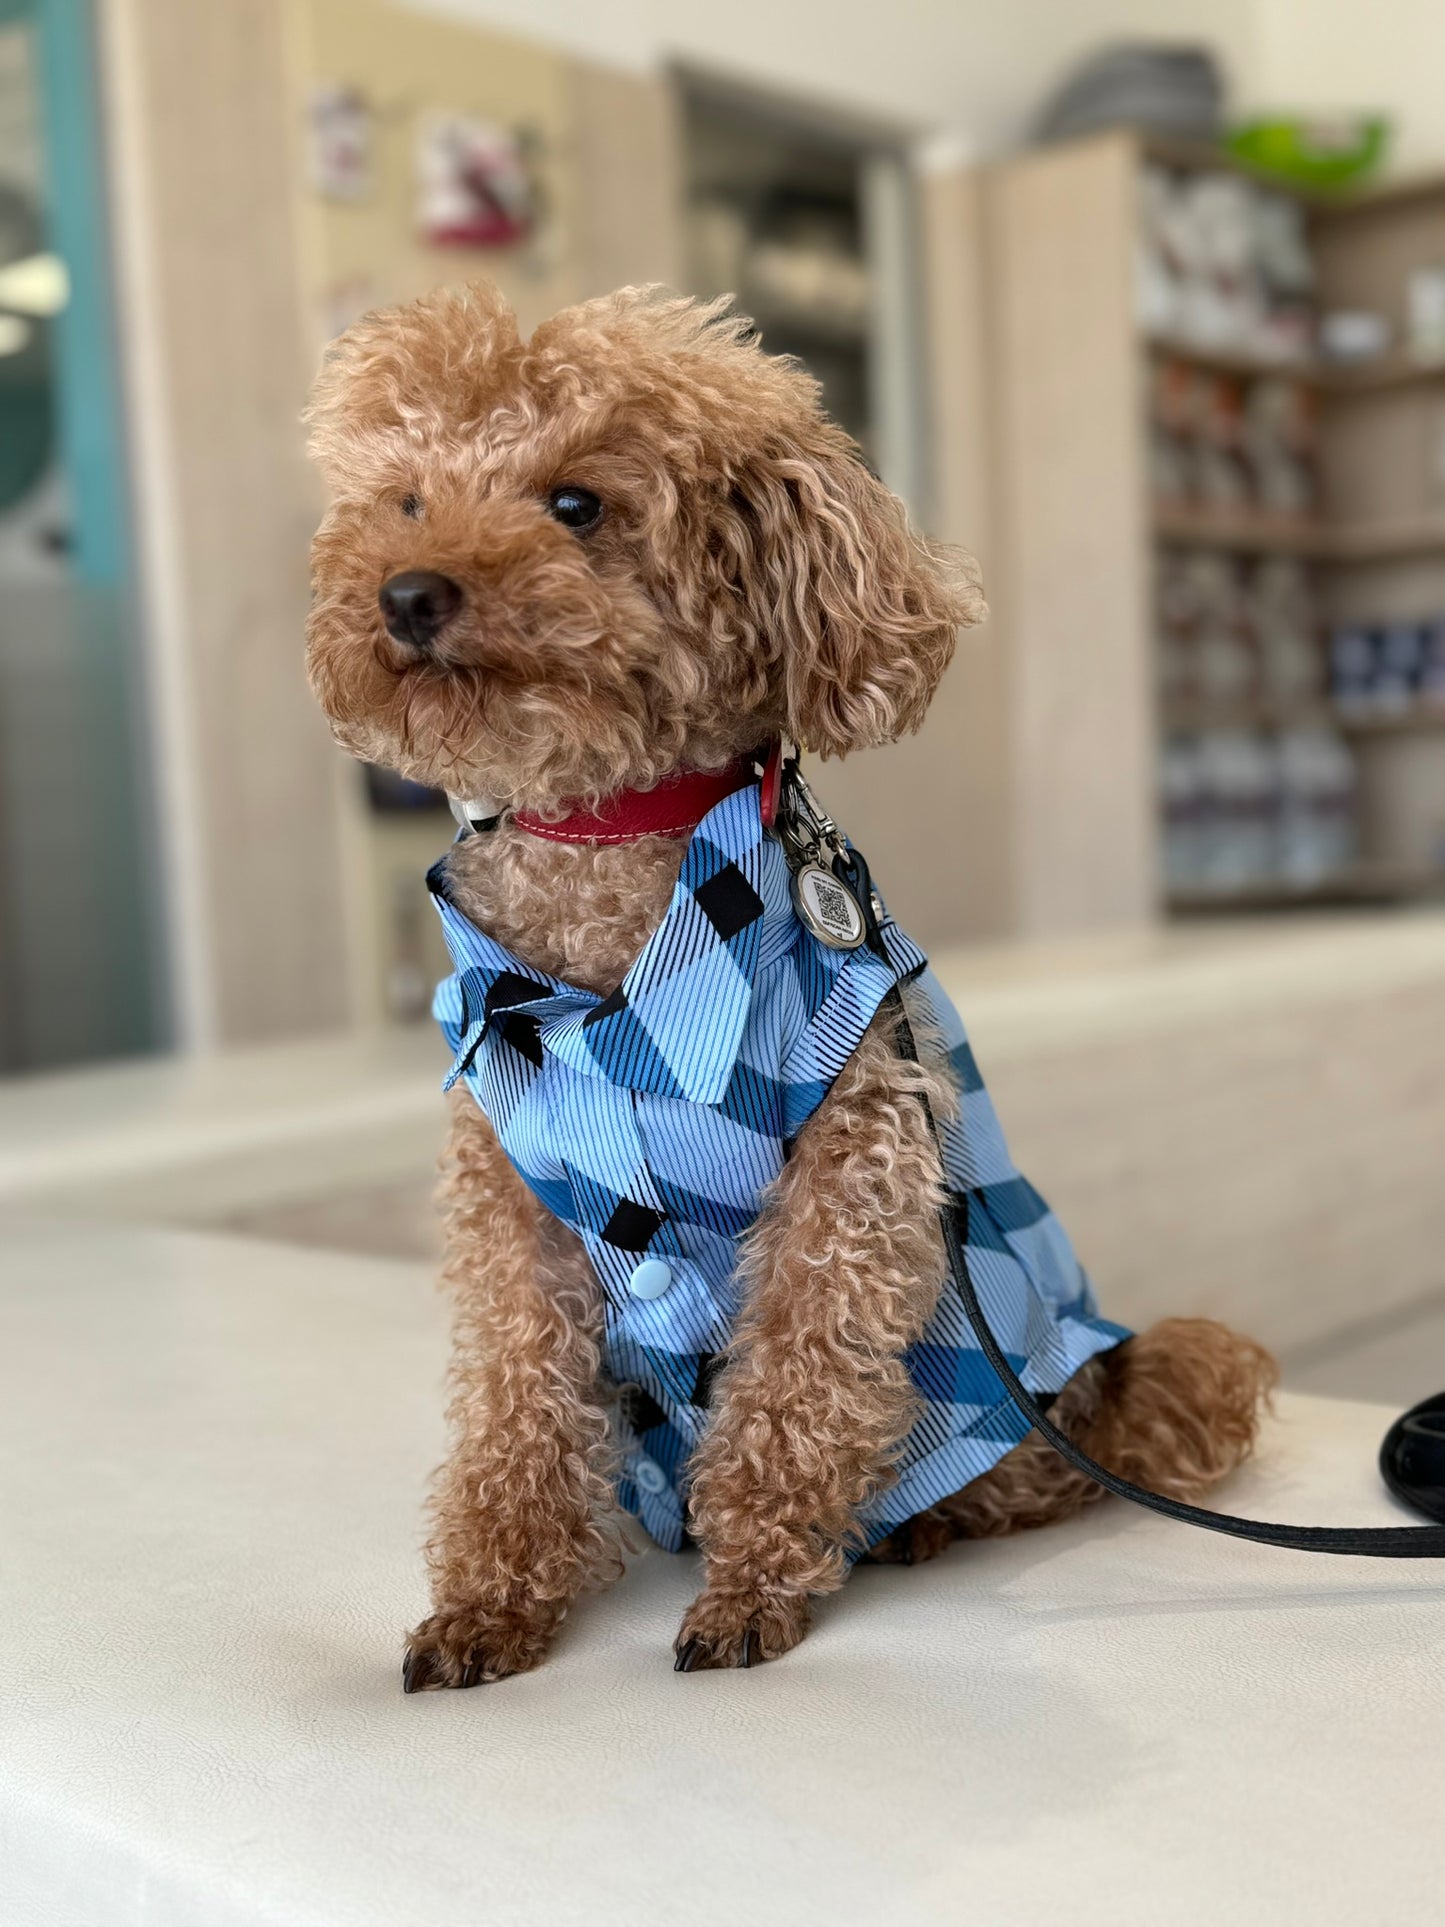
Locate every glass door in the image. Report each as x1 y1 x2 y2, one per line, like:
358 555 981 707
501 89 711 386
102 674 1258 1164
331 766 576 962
0 0 163 1069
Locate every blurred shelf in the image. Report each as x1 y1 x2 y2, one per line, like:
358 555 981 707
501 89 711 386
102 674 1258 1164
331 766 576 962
989 132 1445 940
1337 704 1445 737
1147 336 1445 395
1167 863 1445 915
1146 336 1320 384
1161 702 1445 738
681 87 891 467
1321 353 1445 395
1153 503 1445 563
1327 517 1445 563
1161 701 1332 734
1153 503 1328 556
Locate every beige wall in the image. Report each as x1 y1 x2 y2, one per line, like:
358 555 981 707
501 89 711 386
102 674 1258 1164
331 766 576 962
401 0 1263 154
1253 0 1445 174
410 0 1445 179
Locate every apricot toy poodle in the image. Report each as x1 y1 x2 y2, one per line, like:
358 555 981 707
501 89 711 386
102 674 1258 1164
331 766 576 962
305 283 1275 1686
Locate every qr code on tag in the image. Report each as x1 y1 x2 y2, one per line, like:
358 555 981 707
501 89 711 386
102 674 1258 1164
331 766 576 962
813 878 853 931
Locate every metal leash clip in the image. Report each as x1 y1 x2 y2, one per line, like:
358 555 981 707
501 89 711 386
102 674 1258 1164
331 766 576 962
772 748 877 951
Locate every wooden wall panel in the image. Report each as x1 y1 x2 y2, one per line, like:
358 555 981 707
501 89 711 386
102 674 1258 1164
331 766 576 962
916 160 1014 940
984 132 1156 937
103 0 348 1046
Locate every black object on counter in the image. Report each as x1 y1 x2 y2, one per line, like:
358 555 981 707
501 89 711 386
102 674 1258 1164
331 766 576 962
1380 1394 1445 1527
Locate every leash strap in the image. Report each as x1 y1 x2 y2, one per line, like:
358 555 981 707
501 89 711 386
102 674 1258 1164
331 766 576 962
877 989 1445 1559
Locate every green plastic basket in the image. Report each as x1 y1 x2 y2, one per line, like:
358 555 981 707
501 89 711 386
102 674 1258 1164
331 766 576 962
1227 116 1391 191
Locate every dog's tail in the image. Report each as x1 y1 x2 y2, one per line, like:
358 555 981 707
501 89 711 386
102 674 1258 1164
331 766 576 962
922 1319 1277 1544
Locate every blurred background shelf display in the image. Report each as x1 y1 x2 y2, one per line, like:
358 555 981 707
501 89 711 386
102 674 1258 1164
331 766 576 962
983 126 1445 923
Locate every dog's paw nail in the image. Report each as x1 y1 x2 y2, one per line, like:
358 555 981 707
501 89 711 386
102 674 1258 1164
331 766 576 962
402 1648 433 1695
674 1636 704 1673
739 1628 759 1669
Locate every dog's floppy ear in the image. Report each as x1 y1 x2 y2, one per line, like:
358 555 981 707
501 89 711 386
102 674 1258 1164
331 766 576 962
731 417 985 758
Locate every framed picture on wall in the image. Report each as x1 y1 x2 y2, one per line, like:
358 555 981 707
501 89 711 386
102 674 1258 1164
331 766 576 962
308 84 375 203
414 112 533 248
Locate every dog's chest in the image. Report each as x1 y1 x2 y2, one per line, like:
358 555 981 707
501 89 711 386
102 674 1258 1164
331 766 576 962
428 790 1127 1563
443 824 687 993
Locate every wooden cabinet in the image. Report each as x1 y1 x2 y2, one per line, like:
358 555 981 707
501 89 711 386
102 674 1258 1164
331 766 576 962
975 131 1445 932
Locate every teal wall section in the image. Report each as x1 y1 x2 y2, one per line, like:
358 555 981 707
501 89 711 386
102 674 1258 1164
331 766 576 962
31 0 130 584
0 0 169 1064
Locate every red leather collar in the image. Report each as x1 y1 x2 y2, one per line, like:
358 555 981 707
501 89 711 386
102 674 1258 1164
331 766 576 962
513 755 763 845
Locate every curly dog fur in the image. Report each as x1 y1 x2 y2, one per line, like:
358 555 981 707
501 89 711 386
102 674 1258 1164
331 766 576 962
305 282 1277 1683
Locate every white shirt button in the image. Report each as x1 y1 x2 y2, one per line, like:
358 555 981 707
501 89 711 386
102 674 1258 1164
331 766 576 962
634 1456 668 1496
628 1257 672 1300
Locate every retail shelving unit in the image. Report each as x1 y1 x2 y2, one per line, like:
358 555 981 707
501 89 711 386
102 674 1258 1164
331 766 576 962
980 130 1445 931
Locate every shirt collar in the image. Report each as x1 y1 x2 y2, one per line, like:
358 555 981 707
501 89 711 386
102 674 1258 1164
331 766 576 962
430 782 793 1106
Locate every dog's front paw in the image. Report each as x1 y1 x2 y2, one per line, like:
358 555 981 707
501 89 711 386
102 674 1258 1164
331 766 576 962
402 1601 559 1692
673 1584 810 1672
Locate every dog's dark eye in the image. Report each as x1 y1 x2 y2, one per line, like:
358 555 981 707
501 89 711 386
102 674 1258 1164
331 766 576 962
400 493 423 519
545 485 603 533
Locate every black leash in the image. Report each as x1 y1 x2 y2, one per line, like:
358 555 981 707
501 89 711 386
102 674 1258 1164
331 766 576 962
856 911 1445 1556
776 751 1445 1558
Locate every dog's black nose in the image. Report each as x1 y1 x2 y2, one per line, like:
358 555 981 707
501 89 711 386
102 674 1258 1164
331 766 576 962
379 571 462 649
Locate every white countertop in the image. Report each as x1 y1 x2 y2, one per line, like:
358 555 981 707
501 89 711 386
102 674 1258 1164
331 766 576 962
0 1025 450 1222
1 1217 1440 1927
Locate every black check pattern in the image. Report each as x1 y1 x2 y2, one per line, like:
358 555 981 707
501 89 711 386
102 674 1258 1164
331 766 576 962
582 983 628 1030
601 1197 667 1252
693 862 765 941
498 1011 544 1067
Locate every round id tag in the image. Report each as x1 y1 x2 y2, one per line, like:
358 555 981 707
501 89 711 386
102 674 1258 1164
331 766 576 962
792 862 867 949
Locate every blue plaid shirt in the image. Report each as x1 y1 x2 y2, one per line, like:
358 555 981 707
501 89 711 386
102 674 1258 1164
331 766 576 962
430 783 1128 1555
